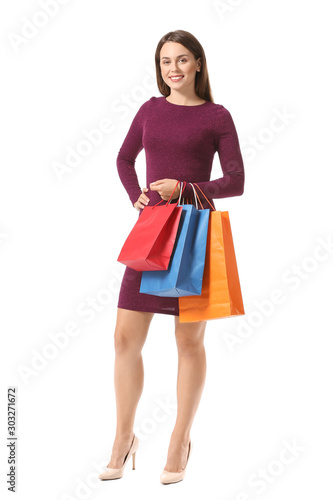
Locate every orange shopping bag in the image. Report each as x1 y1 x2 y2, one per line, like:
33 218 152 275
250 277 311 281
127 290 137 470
178 184 245 322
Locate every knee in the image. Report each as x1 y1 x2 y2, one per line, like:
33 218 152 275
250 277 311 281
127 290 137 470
176 334 205 357
114 327 141 355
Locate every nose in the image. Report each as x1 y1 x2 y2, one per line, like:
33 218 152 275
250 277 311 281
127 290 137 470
169 62 180 73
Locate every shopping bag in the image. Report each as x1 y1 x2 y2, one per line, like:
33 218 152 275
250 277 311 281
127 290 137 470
117 181 183 271
139 195 210 296
179 183 245 322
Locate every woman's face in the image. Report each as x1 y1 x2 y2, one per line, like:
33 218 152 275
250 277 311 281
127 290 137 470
159 42 201 92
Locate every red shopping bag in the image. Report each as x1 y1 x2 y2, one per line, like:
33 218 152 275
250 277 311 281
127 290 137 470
117 181 183 271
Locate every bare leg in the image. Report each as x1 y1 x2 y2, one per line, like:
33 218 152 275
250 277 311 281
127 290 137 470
107 307 154 468
163 316 207 472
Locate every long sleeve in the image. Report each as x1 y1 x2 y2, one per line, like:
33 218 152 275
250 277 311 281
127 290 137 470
181 105 245 203
116 100 150 206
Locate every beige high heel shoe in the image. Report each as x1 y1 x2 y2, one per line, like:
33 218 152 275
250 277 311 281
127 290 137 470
98 434 138 480
160 440 192 484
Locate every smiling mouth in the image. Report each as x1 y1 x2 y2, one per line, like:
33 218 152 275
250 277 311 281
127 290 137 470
169 76 184 81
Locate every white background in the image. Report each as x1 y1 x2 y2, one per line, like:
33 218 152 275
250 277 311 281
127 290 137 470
1 0 332 499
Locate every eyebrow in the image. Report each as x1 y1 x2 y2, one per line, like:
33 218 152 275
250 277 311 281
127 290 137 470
161 54 189 59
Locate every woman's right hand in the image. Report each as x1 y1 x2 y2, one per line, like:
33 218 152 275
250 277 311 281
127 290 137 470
133 188 150 210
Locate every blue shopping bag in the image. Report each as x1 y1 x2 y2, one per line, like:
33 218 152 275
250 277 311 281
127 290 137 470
139 203 210 297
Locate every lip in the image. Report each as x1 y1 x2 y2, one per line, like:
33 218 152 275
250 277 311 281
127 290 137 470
169 75 184 79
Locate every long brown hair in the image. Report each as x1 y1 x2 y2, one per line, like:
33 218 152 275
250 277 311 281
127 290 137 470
155 30 214 103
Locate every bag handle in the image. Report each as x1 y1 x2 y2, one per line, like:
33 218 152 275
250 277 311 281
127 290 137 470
189 183 203 209
189 182 198 209
178 182 204 210
189 183 205 210
193 183 215 211
178 181 183 204
173 181 188 206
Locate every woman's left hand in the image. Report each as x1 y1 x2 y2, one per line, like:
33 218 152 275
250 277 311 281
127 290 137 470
149 179 180 201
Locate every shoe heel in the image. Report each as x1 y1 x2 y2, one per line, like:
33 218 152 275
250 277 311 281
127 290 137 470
132 451 136 470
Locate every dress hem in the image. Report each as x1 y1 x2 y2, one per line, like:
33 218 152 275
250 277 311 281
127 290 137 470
117 303 179 316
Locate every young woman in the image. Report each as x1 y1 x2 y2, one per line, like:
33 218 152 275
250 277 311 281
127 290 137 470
99 29 245 484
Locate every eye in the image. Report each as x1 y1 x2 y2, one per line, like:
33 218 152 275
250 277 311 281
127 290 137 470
162 58 187 64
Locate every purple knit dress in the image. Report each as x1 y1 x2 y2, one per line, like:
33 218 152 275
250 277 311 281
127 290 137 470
116 96 245 316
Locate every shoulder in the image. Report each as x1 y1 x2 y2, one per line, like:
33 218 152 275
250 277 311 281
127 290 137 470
134 96 159 117
200 101 234 123
128 98 154 126
136 97 153 113
210 103 237 131
147 96 165 108
141 96 160 107
209 102 232 118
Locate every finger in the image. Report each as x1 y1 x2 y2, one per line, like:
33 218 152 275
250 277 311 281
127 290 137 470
139 195 150 205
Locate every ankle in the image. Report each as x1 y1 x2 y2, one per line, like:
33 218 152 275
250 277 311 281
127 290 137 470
170 430 190 444
115 430 134 441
